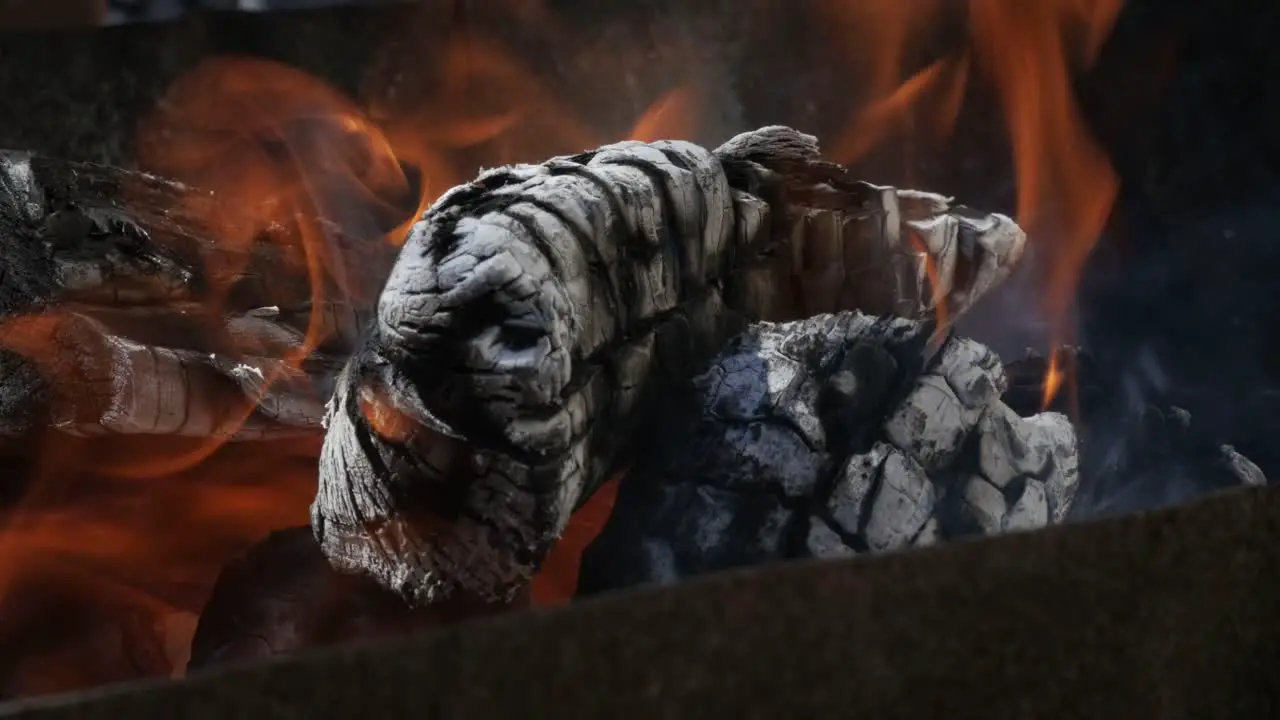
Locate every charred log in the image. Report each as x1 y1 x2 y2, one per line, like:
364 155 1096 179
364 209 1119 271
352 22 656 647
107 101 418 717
315 126 1026 607
0 150 402 446
187 527 522 671
577 312 1078 594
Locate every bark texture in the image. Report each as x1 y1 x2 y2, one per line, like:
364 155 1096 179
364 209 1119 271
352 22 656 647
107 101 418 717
314 126 1026 606
577 311 1078 594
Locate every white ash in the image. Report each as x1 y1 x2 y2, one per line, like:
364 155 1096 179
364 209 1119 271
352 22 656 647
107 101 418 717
578 311 1080 595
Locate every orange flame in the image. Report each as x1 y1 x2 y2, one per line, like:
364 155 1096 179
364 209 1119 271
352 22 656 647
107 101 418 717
1042 349 1066 409
906 229 951 339
0 0 1132 695
0 21 698 694
971 0 1122 327
830 0 1122 354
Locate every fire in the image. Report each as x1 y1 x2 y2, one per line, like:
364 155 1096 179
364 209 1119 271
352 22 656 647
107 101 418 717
906 228 950 342
1043 349 1066 409
0 0 1130 695
828 0 1122 380
0 22 700 696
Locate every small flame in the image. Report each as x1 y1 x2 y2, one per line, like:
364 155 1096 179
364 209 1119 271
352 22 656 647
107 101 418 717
1042 349 1066 409
906 229 951 341
627 87 702 144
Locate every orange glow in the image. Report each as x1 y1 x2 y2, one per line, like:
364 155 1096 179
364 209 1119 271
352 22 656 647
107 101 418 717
829 0 1122 350
0 23 692 692
0 0 1131 694
906 229 950 338
532 476 621 605
627 87 702 144
358 384 416 446
1042 349 1066 409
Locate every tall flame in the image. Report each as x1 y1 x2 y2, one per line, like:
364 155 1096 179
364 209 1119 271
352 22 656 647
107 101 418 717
828 0 1122 409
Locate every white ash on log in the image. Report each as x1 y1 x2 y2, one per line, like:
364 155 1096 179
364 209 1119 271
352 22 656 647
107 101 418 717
577 312 1079 594
314 126 1026 607
187 310 1081 667
0 149 403 445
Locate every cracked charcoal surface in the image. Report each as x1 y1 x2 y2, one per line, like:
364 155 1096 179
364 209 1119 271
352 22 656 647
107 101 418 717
577 312 1080 595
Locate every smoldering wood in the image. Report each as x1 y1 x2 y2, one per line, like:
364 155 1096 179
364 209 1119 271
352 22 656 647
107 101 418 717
0 150 400 444
315 125 1026 607
577 311 1079 595
191 319 1080 668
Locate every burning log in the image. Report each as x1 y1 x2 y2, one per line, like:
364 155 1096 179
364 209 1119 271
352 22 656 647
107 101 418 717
315 125 1026 607
577 312 1079 594
0 123 1030 669
0 148 401 447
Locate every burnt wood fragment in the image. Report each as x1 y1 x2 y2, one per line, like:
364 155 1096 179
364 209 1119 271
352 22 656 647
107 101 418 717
0 150 402 444
315 126 1027 607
